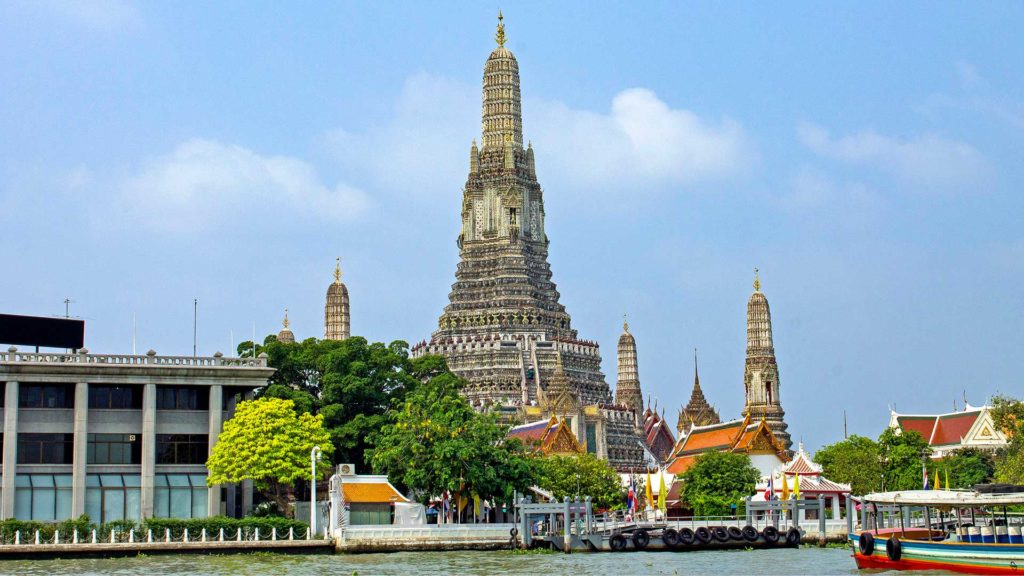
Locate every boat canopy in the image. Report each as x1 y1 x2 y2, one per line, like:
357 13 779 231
862 489 1024 509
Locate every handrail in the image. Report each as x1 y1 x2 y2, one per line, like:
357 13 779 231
0 349 267 368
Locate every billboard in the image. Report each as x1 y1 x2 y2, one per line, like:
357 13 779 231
0 314 85 350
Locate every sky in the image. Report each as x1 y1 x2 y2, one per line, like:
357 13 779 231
1 1 1022 451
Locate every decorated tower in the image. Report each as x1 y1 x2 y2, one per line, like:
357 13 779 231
678 349 721 435
324 257 350 341
615 316 644 423
277 309 295 344
412 14 643 470
742 270 792 450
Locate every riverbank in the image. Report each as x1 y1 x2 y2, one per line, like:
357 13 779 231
0 547 858 575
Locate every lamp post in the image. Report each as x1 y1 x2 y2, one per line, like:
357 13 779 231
310 446 322 538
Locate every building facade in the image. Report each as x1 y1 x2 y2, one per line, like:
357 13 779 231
0 347 271 524
411 15 644 470
742 271 792 451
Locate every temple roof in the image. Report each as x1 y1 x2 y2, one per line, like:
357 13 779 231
667 416 789 475
891 405 1002 447
508 416 582 455
341 476 409 504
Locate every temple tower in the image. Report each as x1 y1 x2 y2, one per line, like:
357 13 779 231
411 14 644 471
277 309 295 344
678 349 720 435
325 258 350 341
615 316 643 423
742 270 792 450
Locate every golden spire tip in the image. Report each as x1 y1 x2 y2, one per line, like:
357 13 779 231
495 10 506 47
283 308 290 329
334 257 342 282
753 267 761 292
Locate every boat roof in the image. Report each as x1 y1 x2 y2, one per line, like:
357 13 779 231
862 489 1024 508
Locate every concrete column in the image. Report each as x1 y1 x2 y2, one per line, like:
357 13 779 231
207 384 223 517
71 382 89 517
2 382 19 519
833 495 842 521
140 383 156 518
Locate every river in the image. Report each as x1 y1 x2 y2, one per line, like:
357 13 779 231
0 547 954 575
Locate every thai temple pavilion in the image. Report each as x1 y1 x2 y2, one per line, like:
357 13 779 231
889 402 1008 458
410 14 646 471
666 415 789 478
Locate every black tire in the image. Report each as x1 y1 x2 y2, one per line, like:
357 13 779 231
610 533 627 551
662 528 680 548
762 525 780 544
632 529 650 550
786 527 801 547
741 525 758 542
727 526 744 540
510 527 518 537
678 527 695 546
695 526 712 544
858 532 875 556
886 537 902 561
712 526 730 542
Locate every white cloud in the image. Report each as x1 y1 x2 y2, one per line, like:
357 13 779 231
35 0 143 32
324 74 753 198
798 122 990 189
120 138 368 233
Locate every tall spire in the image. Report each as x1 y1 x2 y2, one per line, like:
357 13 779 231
283 308 289 329
481 12 523 149
615 316 643 423
495 10 506 47
277 308 295 343
678 347 719 435
743 272 791 451
325 258 350 341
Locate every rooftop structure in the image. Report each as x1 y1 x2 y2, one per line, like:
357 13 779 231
742 270 792 451
666 415 789 478
641 406 676 465
325 258 351 341
507 416 582 455
888 403 1008 458
277 309 295 344
678 349 721 436
615 317 643 424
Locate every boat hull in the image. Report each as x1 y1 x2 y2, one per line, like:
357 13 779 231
851 534 1024 575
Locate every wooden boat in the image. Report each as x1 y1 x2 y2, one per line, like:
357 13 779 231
850 488 1024 574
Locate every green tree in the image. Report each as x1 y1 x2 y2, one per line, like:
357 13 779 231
878 428 931 490
814 435 883 495
370 372 534 504
991 395 1024 483
207 397 332 516
532 453 625 510
942 448 995 488
679 452 759 517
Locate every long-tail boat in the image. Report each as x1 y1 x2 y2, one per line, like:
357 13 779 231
851 486 1024 574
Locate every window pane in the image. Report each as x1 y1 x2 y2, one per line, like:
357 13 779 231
169 488 190 518
86 486 102 523
104 488 125 522
126 488 141 521
32 487 55 521
56 485 72 521
154 487 169 518
192 487 208 518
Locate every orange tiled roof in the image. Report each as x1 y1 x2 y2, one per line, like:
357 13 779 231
896 416 938 442
666 455 699 475
676 420 744 455
783 452 820 475
932 412 980 446
342 482 409 504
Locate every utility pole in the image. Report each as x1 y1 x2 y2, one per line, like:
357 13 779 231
193 299 198 358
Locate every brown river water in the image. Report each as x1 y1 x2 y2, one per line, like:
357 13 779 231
0 547 956 575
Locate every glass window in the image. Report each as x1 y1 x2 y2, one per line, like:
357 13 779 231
156 386 209 410
153 474 208 519
87 433 141 464
18 384 75 409
85 474 141 524
155 434 208 464
18 433 74 464
88 385 142 409
14 474 73 521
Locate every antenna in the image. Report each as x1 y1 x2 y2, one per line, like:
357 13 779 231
843 410 848 439
132 312 137 355
193 298 198 358
64 298 74 319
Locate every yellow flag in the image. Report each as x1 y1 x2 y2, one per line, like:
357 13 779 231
658 470 667 514
934 469 941 491
646 470 654 508
780 474 790 500
945 468 950 491
793 474 801 500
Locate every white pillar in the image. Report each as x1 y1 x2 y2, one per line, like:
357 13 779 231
207 385 223 517
833 494 842 520
71 382 89 518
140 383 156 518
2 382 19 519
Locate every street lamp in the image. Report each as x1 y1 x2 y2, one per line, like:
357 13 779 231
310 446 322 538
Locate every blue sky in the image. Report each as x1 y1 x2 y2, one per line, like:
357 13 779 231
2 1 1022 450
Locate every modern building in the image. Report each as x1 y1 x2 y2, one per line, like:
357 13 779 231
888 403 1009 458
0 347 272 524
410 15 645 470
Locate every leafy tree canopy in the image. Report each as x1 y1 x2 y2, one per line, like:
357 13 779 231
370 372 534 504
878 428 931 491
532 453 625 511
991 395 1024 484
941 448 995 489
207 397 332 516
814 435 883 496
680 452 759 517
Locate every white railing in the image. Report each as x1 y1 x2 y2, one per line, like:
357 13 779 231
0 526 325 546
0 348 267 368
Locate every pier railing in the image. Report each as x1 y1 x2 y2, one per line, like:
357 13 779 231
0 525 328 546
0 347 268 368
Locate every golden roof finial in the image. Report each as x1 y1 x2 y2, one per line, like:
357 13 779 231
334 257 342 282
495 10 506 47
283 308 290 329
623 312 629 333
753 267 761 292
